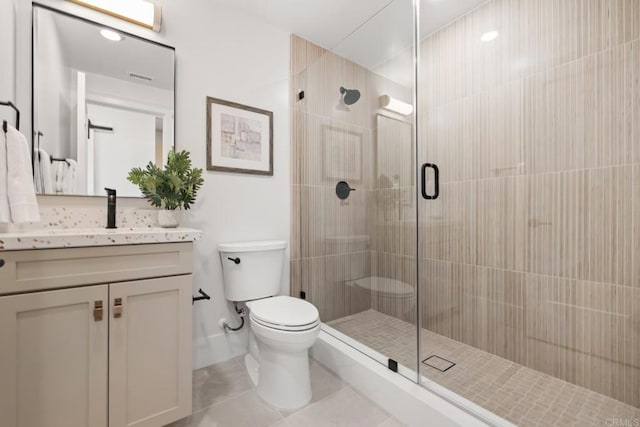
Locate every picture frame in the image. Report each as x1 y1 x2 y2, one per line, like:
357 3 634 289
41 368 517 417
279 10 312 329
322 125 363 182
206 97 273 175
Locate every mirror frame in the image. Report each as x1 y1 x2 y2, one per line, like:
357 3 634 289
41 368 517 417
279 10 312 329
31 2 176 198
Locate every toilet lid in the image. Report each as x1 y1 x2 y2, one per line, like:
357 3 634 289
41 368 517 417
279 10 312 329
246 296 319 328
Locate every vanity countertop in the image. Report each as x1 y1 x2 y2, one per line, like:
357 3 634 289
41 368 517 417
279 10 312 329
0 227 202 251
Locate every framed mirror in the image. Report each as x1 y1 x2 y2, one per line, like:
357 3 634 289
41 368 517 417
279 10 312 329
32 4 175 197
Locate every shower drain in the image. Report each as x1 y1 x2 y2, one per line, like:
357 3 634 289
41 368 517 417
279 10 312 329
422 355 456 372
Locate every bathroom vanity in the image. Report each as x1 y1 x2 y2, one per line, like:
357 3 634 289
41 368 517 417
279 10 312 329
0 229 200 427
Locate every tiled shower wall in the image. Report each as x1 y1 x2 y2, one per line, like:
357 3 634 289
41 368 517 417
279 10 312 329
292 0 639 408
419 0 640 407
290 35 374 322
371 114 417 323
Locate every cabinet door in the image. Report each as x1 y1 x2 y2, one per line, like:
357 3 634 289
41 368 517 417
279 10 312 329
0 285 109 427
109 275 192 427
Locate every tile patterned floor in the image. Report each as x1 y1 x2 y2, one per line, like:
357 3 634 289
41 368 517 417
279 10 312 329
329 309 640 427
166 355 404 427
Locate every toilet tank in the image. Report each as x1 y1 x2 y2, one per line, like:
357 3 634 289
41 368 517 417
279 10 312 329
217 240 287 302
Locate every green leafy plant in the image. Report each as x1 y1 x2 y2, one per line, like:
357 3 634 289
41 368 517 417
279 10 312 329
128 149 204 210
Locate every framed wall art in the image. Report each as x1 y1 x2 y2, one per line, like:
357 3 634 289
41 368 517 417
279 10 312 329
206 97 273 175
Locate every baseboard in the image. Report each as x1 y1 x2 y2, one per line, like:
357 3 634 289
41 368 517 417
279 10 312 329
192 328 249 370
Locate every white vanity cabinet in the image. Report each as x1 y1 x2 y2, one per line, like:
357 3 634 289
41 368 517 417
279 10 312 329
0 284 110 427
0 242 194 427
109 275 192 427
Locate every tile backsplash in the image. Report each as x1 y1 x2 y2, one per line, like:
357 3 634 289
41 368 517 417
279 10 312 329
0 195 159 233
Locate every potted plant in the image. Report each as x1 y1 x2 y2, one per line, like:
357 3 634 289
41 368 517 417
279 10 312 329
128 149 204 228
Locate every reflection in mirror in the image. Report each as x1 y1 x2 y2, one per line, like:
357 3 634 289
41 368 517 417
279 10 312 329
32 5 175 197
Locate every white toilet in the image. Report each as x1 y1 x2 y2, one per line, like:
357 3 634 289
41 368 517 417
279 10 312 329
217 240 320 410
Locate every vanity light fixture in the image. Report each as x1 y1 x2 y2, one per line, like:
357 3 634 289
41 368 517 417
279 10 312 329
379 95 413 116
480 30 499 42
69 0 162 32
100 29 123 41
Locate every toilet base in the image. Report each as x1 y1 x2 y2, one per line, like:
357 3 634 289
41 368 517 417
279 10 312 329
247 342 312 411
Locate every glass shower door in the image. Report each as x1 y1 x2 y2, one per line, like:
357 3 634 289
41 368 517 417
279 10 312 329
416 0 640 425
290 0 420 381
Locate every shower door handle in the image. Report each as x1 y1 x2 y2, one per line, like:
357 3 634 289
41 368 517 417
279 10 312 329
421 163 439 200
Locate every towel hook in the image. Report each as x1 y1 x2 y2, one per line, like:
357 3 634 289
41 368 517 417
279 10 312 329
0 101 20 132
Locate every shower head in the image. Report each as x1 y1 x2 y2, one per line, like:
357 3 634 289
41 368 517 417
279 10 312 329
339 87 361 105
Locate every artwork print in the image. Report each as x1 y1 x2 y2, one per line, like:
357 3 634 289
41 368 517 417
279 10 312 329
206 97 273 175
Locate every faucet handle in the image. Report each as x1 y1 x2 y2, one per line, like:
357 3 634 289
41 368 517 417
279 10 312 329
105 188 116 197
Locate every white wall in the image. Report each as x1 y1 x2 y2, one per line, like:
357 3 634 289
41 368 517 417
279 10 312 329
88 103 156 197
10 0 291 368
34 7 72 158
85 72 173 113
0 0 16 121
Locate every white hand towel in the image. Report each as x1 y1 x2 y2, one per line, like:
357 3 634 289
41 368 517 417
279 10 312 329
37 149 54 194
61 160 74 194
66 158 78 194
60 161 68 194
33 148 42 194
0 129 10 223
55 161 64 194
50 160 57 193
6 125 40 223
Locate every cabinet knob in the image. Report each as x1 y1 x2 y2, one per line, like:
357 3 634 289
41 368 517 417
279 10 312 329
0 259 4 268
113 298 123 318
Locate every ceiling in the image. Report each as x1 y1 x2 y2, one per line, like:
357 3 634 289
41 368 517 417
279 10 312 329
36 6 175 90
228 0 489 71
37 1 488 90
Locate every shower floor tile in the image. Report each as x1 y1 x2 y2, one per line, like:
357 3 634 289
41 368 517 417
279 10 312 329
328 309 640 427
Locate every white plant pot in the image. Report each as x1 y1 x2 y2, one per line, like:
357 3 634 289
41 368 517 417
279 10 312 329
158 209 180 228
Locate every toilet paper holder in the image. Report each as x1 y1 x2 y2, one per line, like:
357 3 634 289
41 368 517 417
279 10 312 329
192 288 211 305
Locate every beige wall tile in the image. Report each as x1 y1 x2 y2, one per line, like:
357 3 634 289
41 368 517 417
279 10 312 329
290 37 409 326
420 180 477 265
299 253 371 322
373 188 416 258
476 175 527 271
298 113 373 189
290 259 301 300
298 185 326 258
370 251 417 324
417 0 640 409
290 34 308 77
290 185 301 261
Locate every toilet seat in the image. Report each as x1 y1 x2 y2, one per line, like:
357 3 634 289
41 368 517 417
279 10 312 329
247 296 319 331
251 315 320 332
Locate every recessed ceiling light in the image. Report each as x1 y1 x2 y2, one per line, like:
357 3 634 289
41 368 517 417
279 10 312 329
100 29 123 41
480 30 499 42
